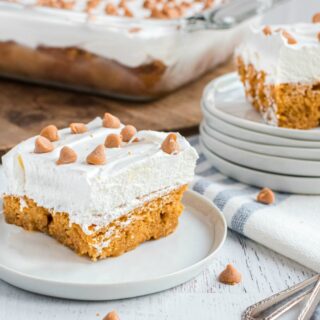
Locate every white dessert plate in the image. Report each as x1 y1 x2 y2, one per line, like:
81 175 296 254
202 104 320 148
0 190 226 301
200 127 320 177
202 122 320 161
202 72 320 141
200 139 320 194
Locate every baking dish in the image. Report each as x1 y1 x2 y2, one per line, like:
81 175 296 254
0 0 253 100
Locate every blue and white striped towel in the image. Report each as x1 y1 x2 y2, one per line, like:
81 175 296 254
190 136 320 273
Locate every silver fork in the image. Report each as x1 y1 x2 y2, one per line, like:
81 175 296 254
243 274 320 320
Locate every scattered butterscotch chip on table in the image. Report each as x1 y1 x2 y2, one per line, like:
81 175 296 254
103 310 120 320
257 188 275 205
218 264 242 285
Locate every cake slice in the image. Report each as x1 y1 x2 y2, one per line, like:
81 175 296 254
2 115 198 260
236 19 320 129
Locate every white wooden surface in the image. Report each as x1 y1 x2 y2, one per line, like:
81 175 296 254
0 229 315 320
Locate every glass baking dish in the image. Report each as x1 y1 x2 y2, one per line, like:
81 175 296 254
0 0 252 100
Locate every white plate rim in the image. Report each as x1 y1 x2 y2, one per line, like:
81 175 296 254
0 190 227 300
199 138 320 194
200 125 320 177
201 122 320 161
202 72 320 141
201 104 320 148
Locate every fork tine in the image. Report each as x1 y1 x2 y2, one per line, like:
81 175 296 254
243 275 320 320
298 277 320 320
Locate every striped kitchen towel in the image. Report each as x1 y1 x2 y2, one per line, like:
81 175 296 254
189 136 320 273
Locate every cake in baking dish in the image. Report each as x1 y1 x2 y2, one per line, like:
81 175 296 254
0 0 232 100
236 17 320 129
2 115 198 260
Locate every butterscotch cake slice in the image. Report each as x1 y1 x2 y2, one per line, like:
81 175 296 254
236 19 320 129
2 115 198 260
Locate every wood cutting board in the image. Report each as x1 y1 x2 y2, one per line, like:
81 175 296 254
0 60 233 157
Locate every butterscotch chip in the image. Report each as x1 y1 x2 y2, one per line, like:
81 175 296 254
219 264 241 285
105 3 118 15
103 311 120 320
40 125 59 142
257 187 275 204
150 7 166 18
129 27 142 33
105 133 122 148
282 30 297 45
181 1 191 9
163 5 180 18
102 113 121 128
86 0 100 12
161 133 179 154
262 25 272 36
70 123 88 134
118 0 125 8
34 136 54 154
143 0 153 9
56 146 77 165
219 263 241 285
37 0 74 9
121 125 137 142
312 12 320 23
124 6 133 17
86 144 106 165
203 0 213 10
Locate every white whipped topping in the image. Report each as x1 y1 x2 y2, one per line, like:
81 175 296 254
2 117 198 231
236 23 320 84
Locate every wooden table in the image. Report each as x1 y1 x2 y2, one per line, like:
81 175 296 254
0 61 233 157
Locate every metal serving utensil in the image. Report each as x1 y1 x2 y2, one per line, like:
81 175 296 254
186 0 289 31
242 274 320 320
298 276 320 320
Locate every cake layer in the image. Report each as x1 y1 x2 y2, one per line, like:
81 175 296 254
0 41 167 98
3 185 186 260
237 54 320 129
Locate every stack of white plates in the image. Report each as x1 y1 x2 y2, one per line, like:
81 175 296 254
200 72 320 194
